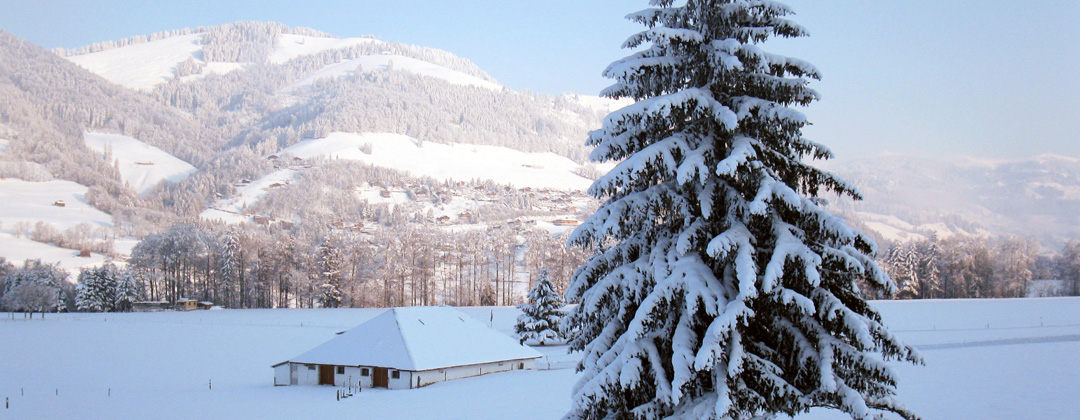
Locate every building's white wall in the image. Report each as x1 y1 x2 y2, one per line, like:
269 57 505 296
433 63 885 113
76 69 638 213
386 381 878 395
388 369 411 390
273 364 290 386
338 366 371 389
282 359 538 388
292 363 321 385
409 358 538 388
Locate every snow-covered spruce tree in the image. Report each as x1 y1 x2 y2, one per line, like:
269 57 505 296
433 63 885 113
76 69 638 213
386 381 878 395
76 263 138 312
317 239 344 308
113 267 142 312
883 245 919 300
564 2 922 419
515 269 566 345
76 265 116 312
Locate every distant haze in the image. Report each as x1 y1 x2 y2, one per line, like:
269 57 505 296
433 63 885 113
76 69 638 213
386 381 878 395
1 0 1076 159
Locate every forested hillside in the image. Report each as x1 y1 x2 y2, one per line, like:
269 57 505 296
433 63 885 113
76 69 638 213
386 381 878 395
1 22 1078 313
0 23 611 311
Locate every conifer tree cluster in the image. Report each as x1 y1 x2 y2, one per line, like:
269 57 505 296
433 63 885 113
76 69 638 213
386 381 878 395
515 269 566 345
883 240 940 299
75 263 140 312
565 1 921 419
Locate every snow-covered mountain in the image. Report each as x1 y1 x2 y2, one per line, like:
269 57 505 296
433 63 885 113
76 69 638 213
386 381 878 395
0 23 620 280
2 22 1078 277
64 30 500 93
822 154 1080 248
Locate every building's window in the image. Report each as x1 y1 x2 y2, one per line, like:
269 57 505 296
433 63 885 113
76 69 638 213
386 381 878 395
499 363 504 366
307 365 316 371
336 366 345 375
518 363 524 369
391 370 400 379
361 368 369 376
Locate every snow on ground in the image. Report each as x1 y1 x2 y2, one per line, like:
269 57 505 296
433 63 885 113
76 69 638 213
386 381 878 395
66 34 205 91
355 187 477 226
0 179 116 273
177 62 247 83
0 232 107 274
853 210 997 244
268 34 379 64
790 297 1080 420
0 179 113 232
0 307 573 420
84 132 197 196
1027 181 1080 201
285 54 501 92
2 298 1078 419
861 220 926 243
283 132 592 191
200 169 298 224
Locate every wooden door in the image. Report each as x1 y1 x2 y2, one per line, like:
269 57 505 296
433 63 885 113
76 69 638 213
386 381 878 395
319 365 335 385
373 367 389 388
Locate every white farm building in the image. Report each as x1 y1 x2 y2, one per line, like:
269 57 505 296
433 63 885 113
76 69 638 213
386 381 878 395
273 306 541 389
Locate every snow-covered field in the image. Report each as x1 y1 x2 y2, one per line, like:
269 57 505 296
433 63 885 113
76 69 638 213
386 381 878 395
84 132 197 196
0 179 113 231
0 178 114 271
2 298 1077 419
0 232 107 274
283 132 593 190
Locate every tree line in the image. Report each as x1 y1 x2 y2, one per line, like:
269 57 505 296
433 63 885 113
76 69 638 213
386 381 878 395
121 219 585 310
879 236 1080 299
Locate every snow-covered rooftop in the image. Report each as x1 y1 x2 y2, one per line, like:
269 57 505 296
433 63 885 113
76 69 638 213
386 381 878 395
283 306 541 371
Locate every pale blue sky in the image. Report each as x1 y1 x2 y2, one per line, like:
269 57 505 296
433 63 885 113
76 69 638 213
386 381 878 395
1 0 1077 159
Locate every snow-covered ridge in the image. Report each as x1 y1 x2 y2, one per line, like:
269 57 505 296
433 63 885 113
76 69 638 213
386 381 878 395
563 94 635 114
84 132 197 196
286 54 502 92
62 29 495 92
268 33 378 64
821 153 1080 245
282 132 592 190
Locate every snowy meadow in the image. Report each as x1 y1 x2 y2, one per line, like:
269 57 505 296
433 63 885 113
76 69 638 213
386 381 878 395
2 299 1077 420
